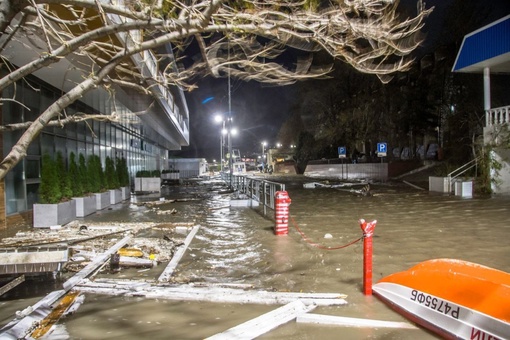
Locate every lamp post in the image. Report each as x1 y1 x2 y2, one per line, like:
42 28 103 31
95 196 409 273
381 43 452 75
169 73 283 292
261 141 267 159
214 114 226 172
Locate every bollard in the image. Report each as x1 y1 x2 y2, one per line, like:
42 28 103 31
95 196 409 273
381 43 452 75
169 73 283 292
274 191 291 235
359 219 377 295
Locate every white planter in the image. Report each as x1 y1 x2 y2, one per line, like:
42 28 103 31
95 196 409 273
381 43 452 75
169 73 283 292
134 178 161 192
33 200 76 228
73 195 97 217
429 176 450 193
161 172 179 180
110 189 122 205
95 192 111 210
121 186 131 201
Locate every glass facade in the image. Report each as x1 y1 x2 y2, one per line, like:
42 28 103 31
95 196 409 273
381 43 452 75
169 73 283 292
2 75 168 216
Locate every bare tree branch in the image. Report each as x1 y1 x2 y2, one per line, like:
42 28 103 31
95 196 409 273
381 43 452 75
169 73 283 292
0 0 433 179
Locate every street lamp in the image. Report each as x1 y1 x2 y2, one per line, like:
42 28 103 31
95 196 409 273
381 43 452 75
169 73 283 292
261 141 267 159
214 114 226 172
215 114 238 174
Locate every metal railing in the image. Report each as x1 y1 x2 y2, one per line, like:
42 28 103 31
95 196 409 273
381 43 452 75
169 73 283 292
447 157 480 192
221 172 285 216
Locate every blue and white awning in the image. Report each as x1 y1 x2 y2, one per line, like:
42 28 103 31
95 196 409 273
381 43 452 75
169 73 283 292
452 14 510 74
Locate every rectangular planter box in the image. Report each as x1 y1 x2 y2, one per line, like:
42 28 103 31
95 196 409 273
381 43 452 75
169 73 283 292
95 192 111 210
33 200 76 228
134 178 161 192
73 195 97 217
429 176 450 193
110 189 122 205
455 181 473 198
121 186 131 201
161 172 179 180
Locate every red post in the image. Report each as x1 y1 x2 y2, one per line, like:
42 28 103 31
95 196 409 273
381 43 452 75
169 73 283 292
274 191 291 235
359 219 377 295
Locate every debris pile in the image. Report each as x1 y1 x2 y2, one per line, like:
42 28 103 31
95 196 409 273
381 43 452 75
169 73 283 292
0 221 193 275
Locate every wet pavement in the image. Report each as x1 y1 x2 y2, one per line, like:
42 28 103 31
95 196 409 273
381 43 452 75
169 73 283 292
1 174 510 339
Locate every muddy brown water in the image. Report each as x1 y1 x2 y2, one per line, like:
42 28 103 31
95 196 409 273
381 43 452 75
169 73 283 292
1 174 509 339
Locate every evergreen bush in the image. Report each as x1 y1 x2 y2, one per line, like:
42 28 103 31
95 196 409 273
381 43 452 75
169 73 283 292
56 151 73 199
116 157 130 187
87 155 102 193
79 154 90 194
69 152 83 197
105 156 119 189
136 170 151 177
135 170 161 177
39 153 61 204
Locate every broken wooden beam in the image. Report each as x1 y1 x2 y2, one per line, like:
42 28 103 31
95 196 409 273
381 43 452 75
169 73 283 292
158 225 200 282
296 313 418 329
0 235 133 339
63 235 133 291
75 280 348 306
206 300 316 339
0 275 25 296
30 291 83 338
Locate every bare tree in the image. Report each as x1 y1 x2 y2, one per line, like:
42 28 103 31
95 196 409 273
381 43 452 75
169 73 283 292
0 0 432 179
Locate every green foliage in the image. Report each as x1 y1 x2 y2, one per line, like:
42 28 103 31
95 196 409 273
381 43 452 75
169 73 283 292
162 169 179 174
56 152 73 199
78 154 90 194
39 153 61 204
87 155 104 193
136 170 161 177
105 156 120 189
116 157 130 187
69 152 83 197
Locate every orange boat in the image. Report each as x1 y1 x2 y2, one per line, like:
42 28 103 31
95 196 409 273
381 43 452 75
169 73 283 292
373 259 510 339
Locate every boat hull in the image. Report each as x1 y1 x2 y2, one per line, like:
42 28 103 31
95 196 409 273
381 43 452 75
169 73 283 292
373 259 510 339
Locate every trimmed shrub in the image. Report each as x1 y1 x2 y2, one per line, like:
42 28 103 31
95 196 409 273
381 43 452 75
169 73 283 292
56 151 73 199
116 157 130 187
105 156 119 189
87 155 102 193
69 152 83 197
39 153 61 204
79 154 90 194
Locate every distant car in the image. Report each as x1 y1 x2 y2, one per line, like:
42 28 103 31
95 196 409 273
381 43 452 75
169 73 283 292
426 144 439 159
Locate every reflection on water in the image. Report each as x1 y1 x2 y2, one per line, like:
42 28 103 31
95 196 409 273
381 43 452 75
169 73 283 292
1 176 509 339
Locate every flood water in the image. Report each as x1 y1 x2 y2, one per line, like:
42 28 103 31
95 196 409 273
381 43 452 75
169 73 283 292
1 174 510 339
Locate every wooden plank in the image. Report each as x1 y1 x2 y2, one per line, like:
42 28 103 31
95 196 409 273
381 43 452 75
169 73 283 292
296 313 418 329
30 291 82 338
206 300 316 339
0 275 25 296
76 280 347 306
63 235 132 291
0 236 132 339
158 225 200 282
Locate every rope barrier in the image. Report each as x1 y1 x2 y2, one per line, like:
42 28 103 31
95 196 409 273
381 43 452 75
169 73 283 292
290 215 362 251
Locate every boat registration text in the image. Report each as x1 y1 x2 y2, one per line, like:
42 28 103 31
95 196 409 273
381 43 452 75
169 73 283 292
410 289 460 319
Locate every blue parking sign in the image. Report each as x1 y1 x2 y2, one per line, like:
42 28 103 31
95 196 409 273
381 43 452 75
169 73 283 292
377 143 387 157
338 146 346 158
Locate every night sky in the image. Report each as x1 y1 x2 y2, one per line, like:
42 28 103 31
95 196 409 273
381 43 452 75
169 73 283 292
174 0 510 161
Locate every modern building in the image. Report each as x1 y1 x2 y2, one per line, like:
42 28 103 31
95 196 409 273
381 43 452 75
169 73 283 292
0 4 190 228
453 14 510 194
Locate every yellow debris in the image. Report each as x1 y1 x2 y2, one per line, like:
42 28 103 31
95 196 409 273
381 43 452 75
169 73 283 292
117 248 144 257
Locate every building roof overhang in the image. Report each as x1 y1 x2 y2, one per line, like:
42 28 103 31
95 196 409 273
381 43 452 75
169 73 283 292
452 14 510 74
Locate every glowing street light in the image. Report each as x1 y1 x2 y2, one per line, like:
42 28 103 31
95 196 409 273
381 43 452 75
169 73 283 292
215 114 238 173
214 114 226 171
261 141 267 158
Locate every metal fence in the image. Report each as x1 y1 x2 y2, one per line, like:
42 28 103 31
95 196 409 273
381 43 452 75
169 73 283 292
221 173 285 216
